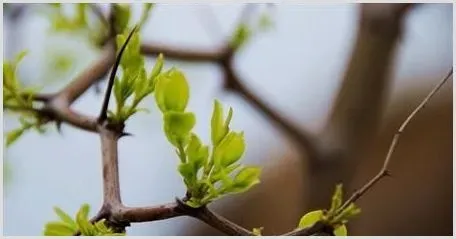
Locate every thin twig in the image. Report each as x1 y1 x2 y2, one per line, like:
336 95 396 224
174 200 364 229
140 43 226 62
174 198 253 236
117 203 183 222
98 26 137 123
192 207 253 236
335 68 453 216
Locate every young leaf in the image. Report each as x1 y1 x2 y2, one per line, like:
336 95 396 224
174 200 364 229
14 50 28 65
178 162 196 186
133 67 149 101
332 203 361 224
298 210 348 236
230 166 261 193
252 227 263 236
154 68 189 112
53 207 77 228
213 131 245 168
185 198 204 208
230 23 251 50
43 222 77 236
163 112 196 146
76 204 95 236
329 184 343 214
211 100 231 146
139 3 155 26
149 53 164 88
186 133 209 172
6 128 25 147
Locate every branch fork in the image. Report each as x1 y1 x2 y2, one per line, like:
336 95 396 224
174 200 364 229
8 3 451 236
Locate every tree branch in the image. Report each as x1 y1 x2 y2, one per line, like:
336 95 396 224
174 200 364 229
98 125 123 206
57 44 116 104
45 101 98 132
140 43 226 63
334 68 452 215
224 63 319 159
320 3 416 160
307 3 417 210
191 206 253 236
117 203 183 223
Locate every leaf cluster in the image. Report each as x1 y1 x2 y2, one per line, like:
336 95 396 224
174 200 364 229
108 31 164 124
154 69 261 208
46 4 154 48
43 204 125 236
3 51 46 147
297 184 361 236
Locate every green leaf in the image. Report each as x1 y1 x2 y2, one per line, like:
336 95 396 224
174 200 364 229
230 23 251 50
178 162 196 185
6 127 26 147
119 73 135 102
333 203 361 224
53 207 77 228
211 100 232 146
139 3 155 26
230 166 261 193
116 34 127 53
298 210 347 236
134 67 149 101
186 133 209 171
329 184 343 214
76 204 95 236
114 76 123 107
252 227 263 236
154 68 189 113
185 198 204 208
149 53 164 89
15 50 28 64
43 221 77 236
163 112 196 146
214 131 245 168
44 204 124 236
112 4 131 34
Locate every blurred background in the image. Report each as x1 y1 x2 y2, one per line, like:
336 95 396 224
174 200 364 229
2 3 452 236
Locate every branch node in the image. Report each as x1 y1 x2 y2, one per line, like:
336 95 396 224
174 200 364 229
175 197 202 215
383 169 392 177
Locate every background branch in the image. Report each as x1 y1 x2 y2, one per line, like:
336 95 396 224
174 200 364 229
307 3 416 210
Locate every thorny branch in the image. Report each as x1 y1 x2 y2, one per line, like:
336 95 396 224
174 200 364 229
5 3 451 236
333 69 453 216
